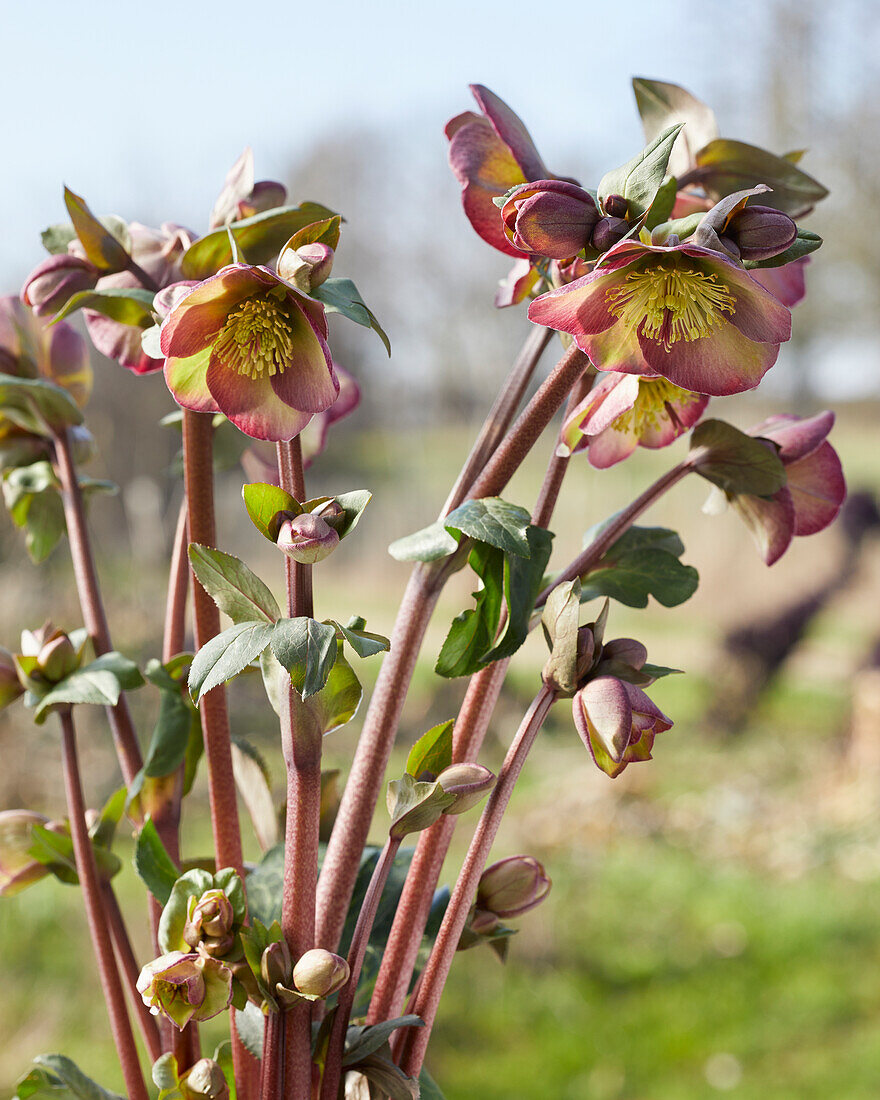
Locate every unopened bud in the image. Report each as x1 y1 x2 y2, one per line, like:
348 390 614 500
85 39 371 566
277 241 335 293
0 648 24 709
276 513 340 564
184 889 235 953
21 254 100 317
310 499 346 529
500 180 599 259
591 216 629 252
469 908 501 935
603 194 628 218
38 634 79 683
260 939 293 990
436 762 496 815
0 809 51 896
237 180 287 221
292 948 350 998
477 855 552 918
725 204 797 261
180 1059 229 1100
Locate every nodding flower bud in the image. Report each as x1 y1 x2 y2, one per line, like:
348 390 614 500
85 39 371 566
722 205 798 261
276 512 340 564
500 180 599 260
0 809 51 895
476 855 552 919
436 762 496 815
179 1060 229 1100
292 948 350 999
603 194 628 218
137 951 233 1029
261 939 293 991
277 242 335 293
20 254 100 317
590 216 630 253
183 889 236 954
15 624 86 691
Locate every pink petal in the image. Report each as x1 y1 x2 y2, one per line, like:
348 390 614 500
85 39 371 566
587 423 640 468
577 372 640 435
164 349 219 414
579 677 632 762
709 261 792 345
206 360 312 442
528 270 621 339
269 303 337 414
495 259 541 308
85 311 161 374
160 266 268 358
750 258 809 308
639 392 709 448
602 638 648 670
640 316 779 396
623 682 672 729
470 85 547 182
786 442 846 536
732 488 796 565
751 410 834 461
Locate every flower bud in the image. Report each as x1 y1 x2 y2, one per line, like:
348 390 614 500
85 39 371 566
237 180 287 221
276 513 340 564
603 194 628 218
0 648 24 710
590 216 630 252
137 951 232 1029
0 809 51 895
260 939 293 991
180 1060 229 1100
436 763 496 815
277 242 335 292
37 634 79 683
469 908 501 935
500 180 599 259
292 948 350 998
183 889 236 954
724 205 798 261
21 254 100 317
477 855 552 918
310 498 346 529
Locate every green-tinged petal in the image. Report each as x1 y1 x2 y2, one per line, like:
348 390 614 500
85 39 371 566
206 360 312 442
160 266 268 358
706 260 792 344
528 271 620 338
732 488 796 565
270 306 337 413
164 349 219 414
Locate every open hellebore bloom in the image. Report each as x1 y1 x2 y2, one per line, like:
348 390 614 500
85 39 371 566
446 84 550 258
718 411 846 565
137 951 232 1029
161 263 337 442
500 180 599 260
529 239 791 397
560 371 708 468
573 675 673 779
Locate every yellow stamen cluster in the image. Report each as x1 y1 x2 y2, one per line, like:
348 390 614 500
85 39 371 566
213 296 293 378
606 263 735 349
612 376 701 436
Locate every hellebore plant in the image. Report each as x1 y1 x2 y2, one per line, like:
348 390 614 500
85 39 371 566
0 76 845 1100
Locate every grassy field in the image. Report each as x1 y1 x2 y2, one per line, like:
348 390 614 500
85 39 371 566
1 406 879 1098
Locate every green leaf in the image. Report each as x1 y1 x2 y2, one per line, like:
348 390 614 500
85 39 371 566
580 548 699 609
133 818 180 906
641 663 682 679
234 1001 265 1059
231 738 279 852
311 277 391 355
41 223 78 255
482 525 554 663
597 124 684 220
32 653 144 723
435 543 505 679
15 1055 124 1100
245 843 285 927
388 520 458 562
342 1016 424 1067
181 202 336 279
329 489 373 539
188 544 281 625
242 482 299 542
644 174 678 230
585 523 685 558
270 617 338 699
3 463 66 563
406 719 454 781
188 621 274 701
632 77 719 178
690 418 787 497
0 373 83 436
744 227 822 270
418 1068 448 1100
130 659 197 795
52 287 156 328
444 497 532 557
64 188 131 272
332 618 390 659
693 139 828 216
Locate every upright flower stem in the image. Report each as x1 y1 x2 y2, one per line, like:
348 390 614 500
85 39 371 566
52 429 143 786
316 341 586 955
58 707 149 1100
397 687 557 1077
276 436 320 1100
163 497 190 663
320 837 402 1100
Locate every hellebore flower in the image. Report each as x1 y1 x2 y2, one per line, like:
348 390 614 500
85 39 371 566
276 512 339 564
14 623 88 693
500 180 599 260
0 809 52 896
291 948 350 999
0 297 92 408
161 263 337 442
750 257 809 309
560 371 708 468
572 675 673 778
21 254 100 317
183 888 236 956
446 84 549 258
717 411 846 565
137 951 232 1029
529 239 791 397
476 856 552 923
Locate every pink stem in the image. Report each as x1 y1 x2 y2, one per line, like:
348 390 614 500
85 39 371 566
101 881 162 1063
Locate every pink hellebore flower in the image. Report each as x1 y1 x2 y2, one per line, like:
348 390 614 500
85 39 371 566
161 263 338 442
573 675 673 779
529 239 791 397
750 257 809 309
446 84 549 258
729 411 846 565
560 371 708 468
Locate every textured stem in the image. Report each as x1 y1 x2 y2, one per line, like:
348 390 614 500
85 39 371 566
172 1026 202 1077
398 687 556 1076
260 1013 285 1100
59 709 148 1100
320 838 402 1100
101 882 162 1063
52 429 143 786
163 497 190 663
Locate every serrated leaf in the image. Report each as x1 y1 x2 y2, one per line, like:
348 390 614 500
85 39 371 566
444 497 532 557
597 124 684 220
32 653 144 723
580 549 699 609
435 543 505 679
64 188 131 272
189 544 281 625
0 373 83 436
332 619 390 659
406 719 454 781
234 1001 265 1059
482 525 554 663
690 418 787 497
189 621 274 701
311 277 391 355
270 617 338 698
389 521 458 562
52 287 156 327
242 482 299 542
133 817 180 905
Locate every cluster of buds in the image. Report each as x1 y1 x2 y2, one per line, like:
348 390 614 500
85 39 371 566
500 182 635 262
276 500 344 564
0 809 57 895
182 888 236 957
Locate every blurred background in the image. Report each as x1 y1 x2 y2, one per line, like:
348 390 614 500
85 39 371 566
2 0 880 1096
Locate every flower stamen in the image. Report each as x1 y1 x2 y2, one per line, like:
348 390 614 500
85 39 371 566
606 264 735 349
212 297 293 378
612 376 702 436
